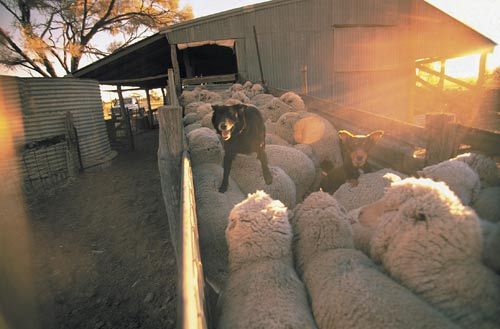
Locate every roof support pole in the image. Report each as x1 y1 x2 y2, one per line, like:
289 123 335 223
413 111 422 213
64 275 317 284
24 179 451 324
477 52 487 88
146 88 154 129
161 88 167 105
117 85 135 150
170 44 182 96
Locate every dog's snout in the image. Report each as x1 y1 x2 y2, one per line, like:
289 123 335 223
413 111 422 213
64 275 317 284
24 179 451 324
221 123 227 130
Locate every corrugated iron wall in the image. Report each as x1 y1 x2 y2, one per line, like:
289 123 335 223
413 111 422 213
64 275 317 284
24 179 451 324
0 76 114 192
166 0 416 119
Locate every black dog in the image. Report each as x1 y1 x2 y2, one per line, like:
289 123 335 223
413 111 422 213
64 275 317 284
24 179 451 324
320 129 384 194
212 103 273 193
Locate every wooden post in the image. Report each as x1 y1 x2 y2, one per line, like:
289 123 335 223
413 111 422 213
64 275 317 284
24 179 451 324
117 85 135 150
477 52 487 88
300 65 308 94
64 111 81 176
161 88 167 105
145 88 154 129
424 113 458 165
168 68 179 106
182 49 193 79
157 105 183 264
170 44 182 96
253 25 265 84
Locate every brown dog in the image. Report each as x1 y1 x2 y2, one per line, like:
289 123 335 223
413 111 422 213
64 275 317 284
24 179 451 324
320 130 384 193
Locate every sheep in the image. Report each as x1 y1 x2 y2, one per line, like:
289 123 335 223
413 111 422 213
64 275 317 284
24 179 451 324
472 186 500 223
265 133 290 147
184 123 202 135
247 83 264 98
332 169 403 212
186 127 223 167
275 111 343 168
192 163 245 289
179 89 200 106
182 112 199 126
291 191 460 329
370 177 500 329
280 91 306 112
265 144 316 202
230 154 296 209
265 119 276 135
229 83 244 93
258 97 293 122
231 91 250 104
185 101 206 115
452 152 499 187
199 89 222 104
242 80 253 90
293 143 319 168
250 93 274 107
218 191 318 329
201 112 214 130
223 98 242 106
479 219 500 273
418 159 481 205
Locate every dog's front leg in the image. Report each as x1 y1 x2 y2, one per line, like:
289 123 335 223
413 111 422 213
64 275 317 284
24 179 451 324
219 153 234 193
257 149 273 185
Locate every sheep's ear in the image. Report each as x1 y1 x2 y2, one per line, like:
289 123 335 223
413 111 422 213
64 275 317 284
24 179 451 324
368 130 384 143
338 130 354 143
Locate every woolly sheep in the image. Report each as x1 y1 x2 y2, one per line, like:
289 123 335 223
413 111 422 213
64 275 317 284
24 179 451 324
242 80 253 90
218 191 318 329
223 98 242 106
259 97 292 122
452 152 499 187
247 83 264 98
184 123 202 135
418 159 481 205
231 91 250 104
472 186 500 223
192 163 245 289
280 91 306 112
266 144 316 202
179 89 199 106
185 101 206 115
182 112 199 126
275 111 343 167
250 93 274 107
229 83 243 93
370 177 500 329
293 143 319 168
230 154 296 209
201 112 214 130
265 119 276 135
265 133 290 147
199 89 222 104
186 127 223 167
479 220 500 273
333 169 403 212
291 192 460 329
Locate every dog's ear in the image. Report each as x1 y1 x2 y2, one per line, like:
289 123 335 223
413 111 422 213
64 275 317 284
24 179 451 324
338 130 354 143
368 130 384 143
212 104 224 115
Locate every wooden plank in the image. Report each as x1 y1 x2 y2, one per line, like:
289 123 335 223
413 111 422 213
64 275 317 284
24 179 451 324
99 73 169 85
168 69 179 106
455 123 500 156
180 152 208 329
424 113 458 165
182 74 237 85
417 64 476 90
170 44 182 95
157 105 183 261
117 85 135 150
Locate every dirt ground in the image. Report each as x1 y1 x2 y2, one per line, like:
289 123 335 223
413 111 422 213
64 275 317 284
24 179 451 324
27 129 177 329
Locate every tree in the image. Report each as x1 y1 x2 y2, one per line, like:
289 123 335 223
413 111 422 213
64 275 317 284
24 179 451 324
0 0 192 77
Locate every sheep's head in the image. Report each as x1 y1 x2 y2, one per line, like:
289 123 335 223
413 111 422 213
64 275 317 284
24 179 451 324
291 191 354 274
369 178 483 274
226 191 292 272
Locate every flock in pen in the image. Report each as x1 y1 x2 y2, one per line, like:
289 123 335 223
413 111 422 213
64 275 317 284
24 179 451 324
178 81 500 329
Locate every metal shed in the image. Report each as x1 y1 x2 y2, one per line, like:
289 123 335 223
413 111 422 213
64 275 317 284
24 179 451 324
73 0 496 121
